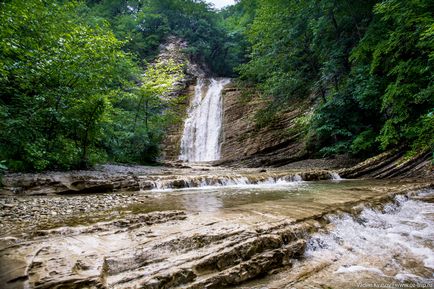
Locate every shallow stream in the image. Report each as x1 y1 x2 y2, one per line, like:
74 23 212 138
0 177 432 288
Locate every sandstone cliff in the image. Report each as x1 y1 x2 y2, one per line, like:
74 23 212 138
157 37 206 160
218 83 310 167
340 150 433 179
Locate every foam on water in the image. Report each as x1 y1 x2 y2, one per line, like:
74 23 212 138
150 174 304 192
306 189 434 282
329 172 343 180
179 78 231 162
335 265 385 275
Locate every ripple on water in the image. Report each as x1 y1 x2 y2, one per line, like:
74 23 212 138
304 190 434 285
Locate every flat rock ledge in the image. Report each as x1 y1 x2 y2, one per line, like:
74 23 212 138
0 168 337 196
1 184 432 289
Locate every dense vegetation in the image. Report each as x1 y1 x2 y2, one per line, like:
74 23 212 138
0 0 432 172
234 0 433 158
85 0 245 75
0 0 184 171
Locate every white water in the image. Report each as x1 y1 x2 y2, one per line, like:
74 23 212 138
179 78 231 162
150 174 304 191
305 190 434 284
329 172 343 180
145 172 353 192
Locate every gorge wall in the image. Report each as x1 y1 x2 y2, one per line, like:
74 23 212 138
218 84 309 167
159 37 310 165
160 83 194 161
163 80 310 166
159 37 432 179
157 37 205 161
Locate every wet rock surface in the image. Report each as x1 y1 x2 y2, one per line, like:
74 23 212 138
0 165 339 196
2 149 431 197
237 189 434 289
0 192 160 236
218 85 308 168
0 178 432 289
340 150 433 180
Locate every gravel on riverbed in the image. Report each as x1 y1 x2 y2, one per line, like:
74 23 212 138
0 192 153 236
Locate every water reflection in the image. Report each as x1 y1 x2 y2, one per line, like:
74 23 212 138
181 191 223 212
137 179 418 218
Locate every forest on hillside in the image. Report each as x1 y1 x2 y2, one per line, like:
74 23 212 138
0 0 433 172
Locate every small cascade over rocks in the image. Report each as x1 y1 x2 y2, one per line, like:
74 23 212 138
2 179 432 289
0 167 344 195
147 173 305 191
179 77 231 162
142 170 346 191
329 172 343 180
299 189 434 287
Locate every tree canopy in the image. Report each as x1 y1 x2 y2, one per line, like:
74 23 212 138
235 0 433 158
0 0 432 171
0 0 183 171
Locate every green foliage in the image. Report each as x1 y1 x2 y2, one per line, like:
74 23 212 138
218 0 257 76
405 111 434 155
0 161 7 172
350 129 378 157
357 0 434 151
0 0 182 171
107 60 184 163
0 0 127 170
238 0 434 158
1 0 432 172
254 105 278 130
0 160 6 187
86 0 247 76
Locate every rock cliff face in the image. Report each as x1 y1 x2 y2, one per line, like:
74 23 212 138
161 84 195 160
157 37 206 161
340 150 433 179
158 39 432 178
164 79 311 165
218 84 309 167
158 37 311 165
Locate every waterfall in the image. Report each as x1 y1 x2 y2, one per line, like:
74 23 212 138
179 77 231 162
148 174 304 191
329 172 343 180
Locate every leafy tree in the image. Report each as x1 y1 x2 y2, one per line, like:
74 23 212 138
351 0 434 152
86 0 246 75
2 0 432 172
237 0 433 158
106 60 184 163
0 0 137 170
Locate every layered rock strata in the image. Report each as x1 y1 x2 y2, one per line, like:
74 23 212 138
1 183 432 289
0 166 338 196
218 84 309 167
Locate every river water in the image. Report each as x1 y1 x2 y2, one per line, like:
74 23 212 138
235 184 434 289
1 178 432 288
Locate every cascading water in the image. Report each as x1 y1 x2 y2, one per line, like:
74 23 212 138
301 190 434 286
149 174 304 191
179 77 231 162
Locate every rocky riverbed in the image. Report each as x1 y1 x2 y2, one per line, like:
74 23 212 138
0 164 339 196
0 192 157 236
1 175 433 289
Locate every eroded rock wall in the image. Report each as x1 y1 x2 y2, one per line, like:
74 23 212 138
161 84 196 160
157 37 206 161
158 37 311 164
219 84 310 167
340 150 433 180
